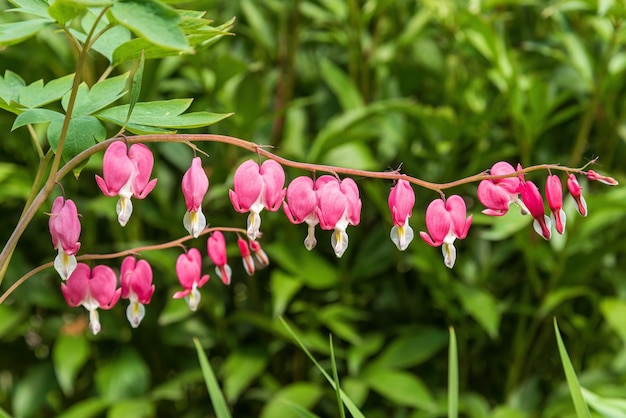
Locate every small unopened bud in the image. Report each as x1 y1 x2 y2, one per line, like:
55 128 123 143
249 241 269 267
586 170 618 186
238 238 255 276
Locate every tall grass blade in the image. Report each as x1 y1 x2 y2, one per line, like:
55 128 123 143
193 338 232 418
448 327 458 418
554 318 591 418
330 335 346 418
279 317 365 418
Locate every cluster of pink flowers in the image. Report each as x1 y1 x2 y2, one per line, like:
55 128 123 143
49 140 618 333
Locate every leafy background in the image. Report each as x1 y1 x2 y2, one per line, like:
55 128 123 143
1 0 626 417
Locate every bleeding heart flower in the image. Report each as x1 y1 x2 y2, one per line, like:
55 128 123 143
567 174 588 217
49 196 81 280
207 231 232 285
182 157 209 238
546 175 566 234
520 180 551 240
120 256 155 328
173 248 209 311
388 179 415 251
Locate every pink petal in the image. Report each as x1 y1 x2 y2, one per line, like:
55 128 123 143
260 160 286 211
283 176 317 224
446 195 468 239
182 157 209 211
207 231 228 267
61 263 91 307
89 265 120 309
128 144 156 197
100 141 134 195
232 160 263 211
388 179 415 226
423 198 450 245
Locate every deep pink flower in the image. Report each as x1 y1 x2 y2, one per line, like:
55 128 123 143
388 179 415 251
207 231 231 285
587 169 618 186
316 176 361 258
120 256 155 328
61 263 121 335
237 237 255 276
229 159 286 240
182 157 209 238
282 176 324 250
477 162 528 216
49 196 81 280
173 248 209 311
419 195 472 268
95 141 157 227
520 181 551 240
545 175 566 235
567 174 587 217
249 240 269 266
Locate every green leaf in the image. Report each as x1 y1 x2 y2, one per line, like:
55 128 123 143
62 73 129 116
18 74 74 108
94 347 151 402
320 59 364 110
270 270 303 317
12 362 57 418
47 0 82 23
6 0 53 19
363 368 437 411
455 283 500 338
0 304 23 339
107 399 155 418
260 382 323 418
12 108 64 130
600 298 626 343
0 19 52 46
125 51 144 129
539 287 591 318
70 10 132 63
318 304 366 345
266 242 339 289
449 327 458 418
109 0 190 51
372 327 448 370
56 399 108 418
223 348 268 403
554 318 592 418
279 317 366 418
0 70 25 104
193 338 232 418
48 115 106 162
582 388 626 417
53 333 91 396
95 99 232 133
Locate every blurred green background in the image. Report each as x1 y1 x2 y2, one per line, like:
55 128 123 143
2 0 626 417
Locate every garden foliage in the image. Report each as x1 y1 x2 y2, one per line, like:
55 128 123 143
1 0 626 417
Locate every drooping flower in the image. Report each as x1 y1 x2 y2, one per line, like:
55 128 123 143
95 141 157 227
477 162 529 216
120 256 155 328
567 174 587 217
545 175 566 234
419 195 472 268
249 240 269 266
229 159 286 240
182 157 209 238
283 176 321 250
388 179 415 251
207 231 232 285
173 248 209 311
61 263 121 335
520 180 551 240
316 176 361 258
49 196 81 280
237 237 255 276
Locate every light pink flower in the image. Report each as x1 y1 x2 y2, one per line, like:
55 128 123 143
49 196 81 280
567 174 587 217
282 176 325 250
95 141 157 227
182 157 209 238
238 238 255 276
477 162 528 216
419 195 472 268
546 175 566 235
520 180 551 240
173 248 209 311
249 240 269 266
120 256 155 328
61 263 121 335
316 176 361 258
388 179 415 251
207 231 232 285
229 159 286 240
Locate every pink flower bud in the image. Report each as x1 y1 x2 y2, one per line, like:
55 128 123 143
61 263 121 335
229 159 286 240
567 174 588 217
49 196 81 280
238 238 255 276
120 256 155 328
95 141 157 226
173 248 209 311
419 195 472 268
545 175 566 234
477 162 528 216
250 240 269 266
586 169 618 186
207 231 232 285
520 181 551 240
182 157 209 238
388 179 415 251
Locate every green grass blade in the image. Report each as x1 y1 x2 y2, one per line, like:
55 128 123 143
553 318 592 418
193 338 232 418
279 317 365 418
282 400 323 418
330 335 346 418
448 327 458 418
123 50 144 130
